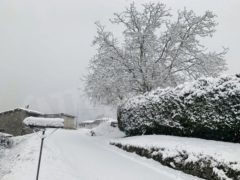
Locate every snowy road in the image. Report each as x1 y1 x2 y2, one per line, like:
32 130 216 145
2 129 201 180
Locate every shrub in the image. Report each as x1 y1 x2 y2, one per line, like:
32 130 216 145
118 74 240 142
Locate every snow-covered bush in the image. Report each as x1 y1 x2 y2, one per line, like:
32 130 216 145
118 74 240 142
111 141 240 180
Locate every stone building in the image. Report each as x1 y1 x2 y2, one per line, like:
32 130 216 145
0 108 76 136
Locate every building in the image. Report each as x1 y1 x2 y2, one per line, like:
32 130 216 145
79 117 118 129
0 108 76 136
78 119 105 129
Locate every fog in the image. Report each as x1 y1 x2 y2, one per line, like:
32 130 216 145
0 0 239 119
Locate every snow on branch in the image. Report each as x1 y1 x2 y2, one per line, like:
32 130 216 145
85 2 227 106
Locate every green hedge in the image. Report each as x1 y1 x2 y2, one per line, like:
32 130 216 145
118 74 240 142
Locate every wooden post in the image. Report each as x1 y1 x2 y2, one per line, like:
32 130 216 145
36 129 45 180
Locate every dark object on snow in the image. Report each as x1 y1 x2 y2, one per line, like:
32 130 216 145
0 132 13 148
90 130 96 136
110 121 118 128
118 74 240 143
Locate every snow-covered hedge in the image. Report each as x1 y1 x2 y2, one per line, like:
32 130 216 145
118 74 240 142
111 140 240 180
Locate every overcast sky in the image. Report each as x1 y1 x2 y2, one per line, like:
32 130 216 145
0 0 239 114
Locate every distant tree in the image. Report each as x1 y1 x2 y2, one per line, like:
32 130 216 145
85 2 227 105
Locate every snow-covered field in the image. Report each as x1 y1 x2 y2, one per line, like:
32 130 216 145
0 128 201 180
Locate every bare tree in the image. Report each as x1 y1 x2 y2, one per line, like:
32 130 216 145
85 2 227 105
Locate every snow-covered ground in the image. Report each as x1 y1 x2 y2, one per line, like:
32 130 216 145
0 128 201 180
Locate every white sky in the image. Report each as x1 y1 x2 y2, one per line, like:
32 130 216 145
0 0 239 113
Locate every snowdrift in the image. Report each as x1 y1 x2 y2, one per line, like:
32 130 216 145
118 74 240 142
88 119 125 138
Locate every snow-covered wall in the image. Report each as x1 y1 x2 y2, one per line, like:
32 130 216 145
118 74 240 142
23 117 64 128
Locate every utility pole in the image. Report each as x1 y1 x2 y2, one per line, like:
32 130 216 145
77 78 82 127
36 129 45 180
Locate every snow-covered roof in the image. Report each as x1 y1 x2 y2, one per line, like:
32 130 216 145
0 132 13 137
82 120 95 124
17 108 43 114
96 117 117 122
0 108 75 119
81 117 116 124
44 113 75 118
0 108 43 116
23 117 64 128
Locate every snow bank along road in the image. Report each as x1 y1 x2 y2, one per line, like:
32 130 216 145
1 129 201 180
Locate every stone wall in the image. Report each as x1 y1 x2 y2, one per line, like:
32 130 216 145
0 110 33 136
